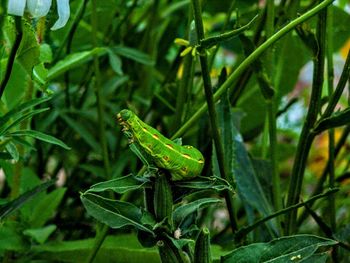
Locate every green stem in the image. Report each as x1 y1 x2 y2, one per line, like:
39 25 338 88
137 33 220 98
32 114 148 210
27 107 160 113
326 5 336 231
0 17 22 100
174 11 193 130
191 0 238 232
297 125 350 226
285 5 327 235
264 0 282 231
86 0 111 262
234 188 338 242
208 0 236 69
171 0 335 140
322 49 350 118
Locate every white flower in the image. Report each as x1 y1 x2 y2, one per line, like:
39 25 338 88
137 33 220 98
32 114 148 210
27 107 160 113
7 0 70 30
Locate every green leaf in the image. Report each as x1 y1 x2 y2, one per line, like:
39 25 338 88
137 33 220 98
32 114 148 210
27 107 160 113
0 179 56 220
86 174 149 194
0 96 51 130
0 222 28 252
216 94 273 220
32 235 161 262
173 198 222 225
27 188 67 228
9 130 71 150
0 108 49 135
174 176 233 192
81 192 154 234
222 235 337 263
113 46 154 65
5 141 19 161
47 48 107 80
23 225 57 244
107 48 123 75
32 63 48 85
60 113 101 152
16 20 40 74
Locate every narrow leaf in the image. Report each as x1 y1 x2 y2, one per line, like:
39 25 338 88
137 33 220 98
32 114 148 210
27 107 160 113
113 46 154 65
9 130 71 150
0 179 56 220
47 48 107 80
86 174 149 194
0 96 51 129
60 113 100 152
0 108 49 135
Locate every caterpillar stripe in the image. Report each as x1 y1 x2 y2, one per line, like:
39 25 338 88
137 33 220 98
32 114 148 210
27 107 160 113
117 109 204 181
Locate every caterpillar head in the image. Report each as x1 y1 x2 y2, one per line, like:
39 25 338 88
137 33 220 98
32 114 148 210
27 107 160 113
117 109 133 124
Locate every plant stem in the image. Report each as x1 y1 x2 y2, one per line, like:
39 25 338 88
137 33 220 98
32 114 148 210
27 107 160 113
234 188 338 241
171 0 335 140
326 5 336 232
86 0 111 262
174 11 193 130
0 17 22 100
297 124 350 226
264 0 282 231
285 5 327 235
322 49 350 118
191 0 238 232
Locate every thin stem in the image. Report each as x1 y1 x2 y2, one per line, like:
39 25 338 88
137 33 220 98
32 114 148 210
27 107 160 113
86 0 111 262
326 5 336 233
285 6 327 234
234 189 338 242
174 10 193 130
322 49 350 118
297 125 350 225
171 0 335 140
264 0 282 231
208 0 236 69
0 17 22 100
191 0 238 232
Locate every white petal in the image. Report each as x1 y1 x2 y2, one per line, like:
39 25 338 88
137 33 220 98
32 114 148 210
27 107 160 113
51 0 70 30
7 0 26 16
27 0 52 18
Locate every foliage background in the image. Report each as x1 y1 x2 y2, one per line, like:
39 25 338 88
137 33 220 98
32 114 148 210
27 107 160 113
0 0 350 262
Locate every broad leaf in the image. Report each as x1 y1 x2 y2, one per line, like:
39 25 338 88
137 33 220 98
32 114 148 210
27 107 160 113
81 193 154 234
23 225 57 244
222 235 337 263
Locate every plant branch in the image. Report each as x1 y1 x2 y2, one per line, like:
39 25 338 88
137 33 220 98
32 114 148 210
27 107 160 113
171 0 335 140
234 188 338 242
285 5 327 234
191 0 238 232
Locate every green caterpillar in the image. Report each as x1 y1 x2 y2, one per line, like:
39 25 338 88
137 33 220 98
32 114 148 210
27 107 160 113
117 109 204 181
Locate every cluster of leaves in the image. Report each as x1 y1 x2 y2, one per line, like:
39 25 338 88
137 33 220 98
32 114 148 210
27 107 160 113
1 0 350 262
